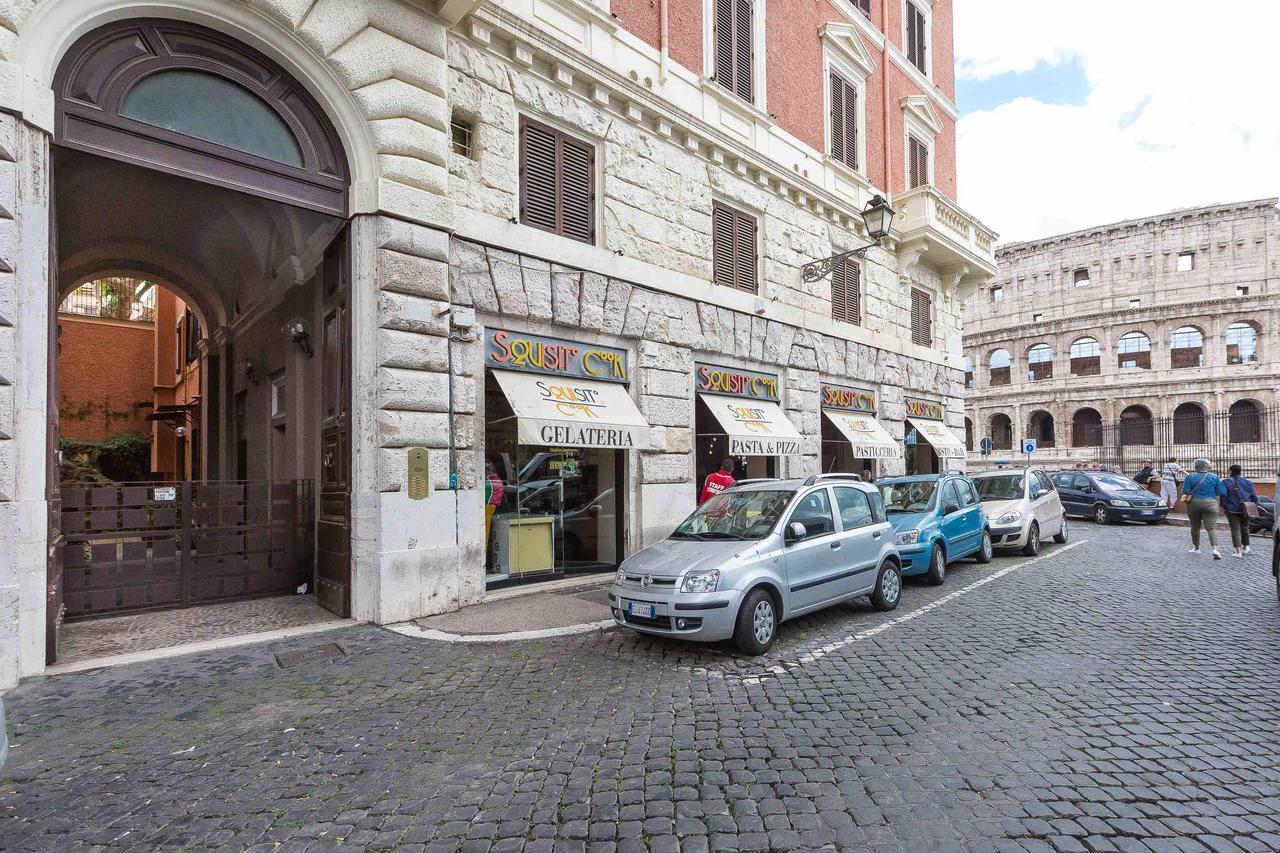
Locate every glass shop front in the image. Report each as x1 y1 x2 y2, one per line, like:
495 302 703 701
819 383 898 482
693 362 803 499
903 397 967 475
483 329 650 587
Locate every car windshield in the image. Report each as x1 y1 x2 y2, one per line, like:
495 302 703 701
877 481 937 513
975 475 1025 501
671 489 793 541
1094 474 1144 492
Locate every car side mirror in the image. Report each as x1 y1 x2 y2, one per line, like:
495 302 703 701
942 501 960 515
786 521 807 542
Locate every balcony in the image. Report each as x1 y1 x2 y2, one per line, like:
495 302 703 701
893 185 998 294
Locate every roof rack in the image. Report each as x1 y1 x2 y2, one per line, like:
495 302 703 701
803 473 864 485
733 478 782 486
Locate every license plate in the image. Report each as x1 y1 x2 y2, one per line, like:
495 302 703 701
627 602 657 619
1141 510 1154 515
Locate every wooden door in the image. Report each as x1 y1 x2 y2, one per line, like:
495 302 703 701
315 228 351 616
47 156 64 664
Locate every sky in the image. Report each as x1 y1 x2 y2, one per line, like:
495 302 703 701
953 0 1280 244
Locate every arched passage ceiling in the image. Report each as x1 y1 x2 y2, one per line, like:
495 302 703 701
54 147 344 330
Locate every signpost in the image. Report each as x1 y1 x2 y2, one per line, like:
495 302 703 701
1021 438 1037 466
979 437 993 456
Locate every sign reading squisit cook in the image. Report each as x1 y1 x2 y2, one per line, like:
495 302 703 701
821 383 877 413
694 363 780 401
904 397 945 420
486 329 628 383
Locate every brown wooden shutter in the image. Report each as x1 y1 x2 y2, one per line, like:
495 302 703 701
714 0 753 103
712 202 757 293
831 258 861 325
908 135 928 189
830 73 844 163
519 116 595 244
906 3 927 72
830 73 858 170
911 288 932 346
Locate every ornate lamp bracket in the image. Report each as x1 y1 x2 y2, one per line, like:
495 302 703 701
800 239 882 283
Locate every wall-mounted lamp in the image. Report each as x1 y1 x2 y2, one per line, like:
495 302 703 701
241 357 260 386
283 317 313 357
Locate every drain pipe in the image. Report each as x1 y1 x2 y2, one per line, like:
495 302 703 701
659 0 670 84
881 1 892 197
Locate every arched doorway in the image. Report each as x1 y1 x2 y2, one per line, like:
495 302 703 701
1119 405 1154 446
1071 407 1102 447
1027 410 1055 448
1229 400 1262 443
991 413 1013 450
1172 402 1206 445
47 18 354 661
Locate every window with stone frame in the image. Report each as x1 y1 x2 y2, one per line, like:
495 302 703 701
988 348 1011 386
1069 337 1101 376
713 0 754 103
907 134 930 189
1116 331 1152 369
1026 343 1053 381
711 201 758 293
518 116 595 244
905 1 928 74
910 288 932 347
1169 325 1204 369
829 71 860 171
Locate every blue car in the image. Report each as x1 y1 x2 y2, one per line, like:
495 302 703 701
875 473 993 585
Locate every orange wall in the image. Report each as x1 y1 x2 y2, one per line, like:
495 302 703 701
57 315 156 442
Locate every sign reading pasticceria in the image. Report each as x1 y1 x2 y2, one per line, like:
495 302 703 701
485 329 629 383
904 397 945 420
695 363 780 401
821 383 877 413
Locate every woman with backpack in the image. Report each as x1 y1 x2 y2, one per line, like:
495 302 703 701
1222 464 1259 558
1181 458 1226 560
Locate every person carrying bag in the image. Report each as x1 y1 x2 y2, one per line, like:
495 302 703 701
1222 464 1259 558
1181 458 1226 560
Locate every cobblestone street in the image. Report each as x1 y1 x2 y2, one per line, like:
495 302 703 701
3 524 1280 853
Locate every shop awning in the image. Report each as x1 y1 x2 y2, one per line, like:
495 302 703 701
700 393 804 456
493 370 650 449
906 417 967 459
823 410 899 459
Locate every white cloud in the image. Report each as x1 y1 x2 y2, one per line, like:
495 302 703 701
954 0 1280 243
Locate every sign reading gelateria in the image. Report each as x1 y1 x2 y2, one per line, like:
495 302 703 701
485 329 628 383
821 383 877 413
694 363 780 401
904 397 945 420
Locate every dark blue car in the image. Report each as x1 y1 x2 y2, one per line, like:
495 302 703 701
1050 470 1168 525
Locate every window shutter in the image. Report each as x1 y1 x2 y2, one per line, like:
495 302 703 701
911 288 932 346
714 0 753 103
735 210 757 292
831 258 861 325
906 3 927 73
830 73 858 170
712 202 757 293
908 135 928 189
714 0 734 95
519 116 595 244
830 73 844 164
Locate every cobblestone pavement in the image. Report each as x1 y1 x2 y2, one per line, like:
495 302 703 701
3 524 1280 852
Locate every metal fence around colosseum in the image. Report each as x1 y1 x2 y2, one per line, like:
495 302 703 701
1074 405 1279 480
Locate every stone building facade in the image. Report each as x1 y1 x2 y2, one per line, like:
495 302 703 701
0 0 995 686
963 198 1279 468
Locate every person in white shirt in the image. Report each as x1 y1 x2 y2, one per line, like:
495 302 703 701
1159 456 1186 510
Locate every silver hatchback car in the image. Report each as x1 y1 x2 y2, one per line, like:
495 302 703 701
609 475 902 654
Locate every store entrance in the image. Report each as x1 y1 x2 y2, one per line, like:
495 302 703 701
821 417 877 481
905 426 940 475
484 374 625 586
695 395 776 495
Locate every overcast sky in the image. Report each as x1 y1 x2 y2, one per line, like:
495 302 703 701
953 0 1280 244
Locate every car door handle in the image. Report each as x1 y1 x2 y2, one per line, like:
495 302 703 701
871 531 882 539
830 542 842 550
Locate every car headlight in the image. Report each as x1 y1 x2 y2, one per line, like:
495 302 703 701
895 529 920 545
681 569 720 593
998 510 1022 525
615 567 626 585
1110 499 1131 507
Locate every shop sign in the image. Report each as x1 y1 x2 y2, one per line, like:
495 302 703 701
486 329 628 383
695 363 780 402
821 383 877 413
904 397 945 420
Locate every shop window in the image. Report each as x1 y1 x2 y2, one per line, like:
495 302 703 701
831 256 861 324
1069 336 1101 376
712 202 758 293
1169 325 1203 369
713 0 755 103
910 287 932 346
1117 331 1151 369
988 348 1011 386
519 115 595 244
1026 343 1053 381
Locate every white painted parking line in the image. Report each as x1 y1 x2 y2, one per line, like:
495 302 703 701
387 619 617 644
741 539 1090 683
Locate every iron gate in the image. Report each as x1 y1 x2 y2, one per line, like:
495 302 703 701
58 480 314 620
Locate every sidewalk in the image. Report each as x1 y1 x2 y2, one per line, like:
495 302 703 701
400 575 615 642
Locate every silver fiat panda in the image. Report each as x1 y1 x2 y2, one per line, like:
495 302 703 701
609 475 901 654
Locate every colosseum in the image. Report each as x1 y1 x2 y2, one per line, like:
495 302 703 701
962 198 1279 479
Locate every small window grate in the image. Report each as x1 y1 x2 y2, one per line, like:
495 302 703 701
451 117 474 159
275 643 346 668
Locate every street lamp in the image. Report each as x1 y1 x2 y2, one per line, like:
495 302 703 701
800 194 896 283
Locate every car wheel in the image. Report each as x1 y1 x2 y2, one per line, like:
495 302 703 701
1053 518 1068 544
1022 522 1041 556
1093 504 1111 525
870 561 902 611
924 544 946 585
976 530 994 563
733 587 777 655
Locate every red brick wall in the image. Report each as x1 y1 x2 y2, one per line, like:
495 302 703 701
57 315 155 442
612 0 704 75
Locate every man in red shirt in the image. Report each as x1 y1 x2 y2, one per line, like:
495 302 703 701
699 459 737 505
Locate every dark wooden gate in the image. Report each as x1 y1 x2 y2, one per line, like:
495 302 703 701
315 229 352 617
58 480 314 619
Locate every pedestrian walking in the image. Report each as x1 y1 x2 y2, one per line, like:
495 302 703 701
1181 458 1226 559
1222 464 1259 558
1160 456 1186 510
1272 464 1280 592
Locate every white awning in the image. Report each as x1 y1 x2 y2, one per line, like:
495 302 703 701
822 410 899 459
494 371 650 449
700 393 803 456
907 417 967 459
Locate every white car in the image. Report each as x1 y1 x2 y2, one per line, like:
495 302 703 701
971 468 1067 556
